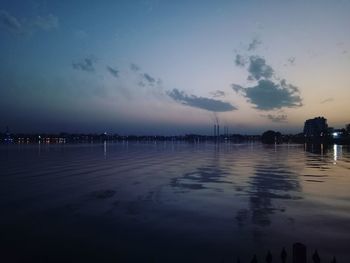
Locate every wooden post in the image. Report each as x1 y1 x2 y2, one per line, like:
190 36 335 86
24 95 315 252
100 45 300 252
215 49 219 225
250 254 258 263
266 250 272 263
293 243 307 263
281 247 287 263
312 250 320 263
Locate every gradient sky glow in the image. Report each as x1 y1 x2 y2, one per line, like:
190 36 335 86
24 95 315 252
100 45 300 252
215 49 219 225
1 0 349 135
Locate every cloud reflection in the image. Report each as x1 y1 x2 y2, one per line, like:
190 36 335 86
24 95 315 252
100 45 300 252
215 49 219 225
237 148 302 227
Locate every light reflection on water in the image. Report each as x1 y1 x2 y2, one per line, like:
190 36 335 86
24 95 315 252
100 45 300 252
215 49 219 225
0 142 349 262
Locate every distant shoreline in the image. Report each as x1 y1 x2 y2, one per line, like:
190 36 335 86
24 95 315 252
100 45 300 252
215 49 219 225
1 136 350 145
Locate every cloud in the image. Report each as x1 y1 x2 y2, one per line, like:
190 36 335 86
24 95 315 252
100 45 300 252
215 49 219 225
0 10 22 34
287 57 295 65
248 38 262 51
235 54 246 67
247 75 254 81
33 14 59 31
232 79 302 110
168 89 237 112
320 97 334 104
138 81 146 87
143 73 155 84
0 10 59 35
248 56 274 80
127 64 164 97
210 90 226 98
106 66 119 77
130 63 140 72
72 57 95 72
231 43 303 113
231 84 244 92
138 72 158 88
233 51 303 111
263 114 288 123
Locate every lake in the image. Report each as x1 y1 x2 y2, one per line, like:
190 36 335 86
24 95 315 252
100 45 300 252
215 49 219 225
0 142 349 262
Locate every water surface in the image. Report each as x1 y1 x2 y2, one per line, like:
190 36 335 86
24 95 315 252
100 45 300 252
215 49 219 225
0 142 349 262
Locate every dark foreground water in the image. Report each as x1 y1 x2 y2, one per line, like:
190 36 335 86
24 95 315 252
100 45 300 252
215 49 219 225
0 142 349 262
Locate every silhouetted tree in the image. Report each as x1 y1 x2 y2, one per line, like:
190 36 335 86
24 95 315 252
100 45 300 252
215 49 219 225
312 250 320 263
281 247 287 263
265 250 272 263
261 130 282 144
331 256 337 263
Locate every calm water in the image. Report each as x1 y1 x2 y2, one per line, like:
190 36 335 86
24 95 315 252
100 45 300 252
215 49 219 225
0 142 349 262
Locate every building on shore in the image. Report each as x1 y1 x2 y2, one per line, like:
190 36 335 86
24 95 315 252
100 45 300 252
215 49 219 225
303 117 328 143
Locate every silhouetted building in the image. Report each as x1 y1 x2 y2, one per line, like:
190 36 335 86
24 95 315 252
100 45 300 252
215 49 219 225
304 117 328 137
304 117 330 144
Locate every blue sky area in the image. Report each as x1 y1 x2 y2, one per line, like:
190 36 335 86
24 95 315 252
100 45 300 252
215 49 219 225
1 1 349 134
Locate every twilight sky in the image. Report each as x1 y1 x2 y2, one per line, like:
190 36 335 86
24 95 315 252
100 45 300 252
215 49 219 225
1 0 349 135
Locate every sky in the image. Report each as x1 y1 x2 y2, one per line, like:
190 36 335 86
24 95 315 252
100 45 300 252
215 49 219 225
0 0 349 135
